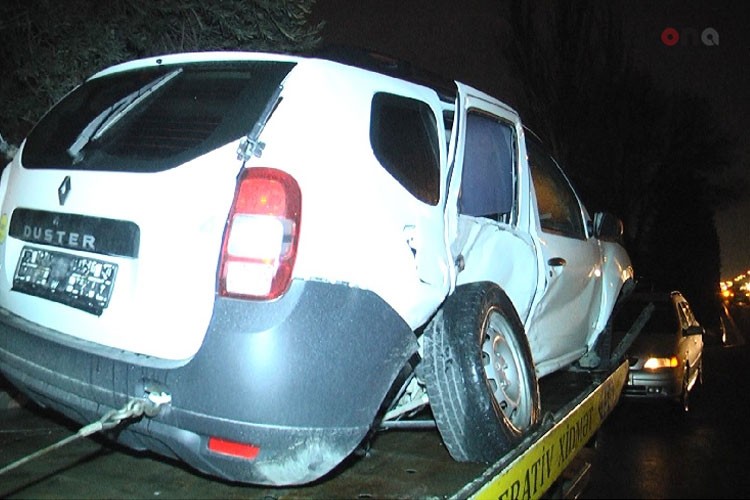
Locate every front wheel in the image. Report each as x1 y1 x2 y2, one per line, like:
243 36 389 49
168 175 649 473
419 282 541 462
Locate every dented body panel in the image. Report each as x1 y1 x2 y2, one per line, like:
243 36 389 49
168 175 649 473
0 280 417 485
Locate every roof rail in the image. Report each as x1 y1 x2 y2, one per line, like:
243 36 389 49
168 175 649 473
307 44 457 102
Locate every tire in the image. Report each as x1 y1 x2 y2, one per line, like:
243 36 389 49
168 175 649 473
419 281 541 462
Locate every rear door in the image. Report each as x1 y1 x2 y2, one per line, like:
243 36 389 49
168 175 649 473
0 58 294 360
447 83 540 321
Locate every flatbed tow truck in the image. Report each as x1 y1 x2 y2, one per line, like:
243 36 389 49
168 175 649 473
278 302 649 500
262 359 630 500
1 303 646 499
271 314 643 500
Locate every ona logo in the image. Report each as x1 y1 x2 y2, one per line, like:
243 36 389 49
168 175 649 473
661 26 720 47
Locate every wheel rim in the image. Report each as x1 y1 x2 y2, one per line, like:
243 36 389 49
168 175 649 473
482 309 534 432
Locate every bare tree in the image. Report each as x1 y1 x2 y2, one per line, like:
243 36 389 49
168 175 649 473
0 0 323 146
500 0 741 321
0 133 18 162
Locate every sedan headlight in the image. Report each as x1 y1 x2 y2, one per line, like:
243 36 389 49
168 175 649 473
643 356 679 370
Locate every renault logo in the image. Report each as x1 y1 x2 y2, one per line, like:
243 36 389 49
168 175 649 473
58 176 71 206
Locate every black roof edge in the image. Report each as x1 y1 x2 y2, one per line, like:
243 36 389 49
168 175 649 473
522 125 545 144
305 44 457 103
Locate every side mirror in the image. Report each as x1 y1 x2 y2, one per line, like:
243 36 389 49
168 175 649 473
684 325 704 337
593 212 624 242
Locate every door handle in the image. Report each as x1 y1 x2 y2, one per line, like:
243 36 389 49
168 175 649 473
403 225 417 257
548 257 566 267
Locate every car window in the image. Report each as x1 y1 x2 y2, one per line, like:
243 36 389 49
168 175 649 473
370 92 440 205
22 61 295 172
677 300 699 327
527 136 586 239
458 112 515 222
677 302 688 328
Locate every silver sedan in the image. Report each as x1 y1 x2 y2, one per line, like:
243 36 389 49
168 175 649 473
615 290 704 411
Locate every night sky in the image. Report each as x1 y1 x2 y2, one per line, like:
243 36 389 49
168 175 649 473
312 0 750 280
623 2 750 281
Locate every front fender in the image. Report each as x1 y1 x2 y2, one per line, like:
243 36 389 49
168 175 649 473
592 240 635 338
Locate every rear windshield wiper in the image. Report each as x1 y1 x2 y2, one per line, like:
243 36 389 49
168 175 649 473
67 68 183 162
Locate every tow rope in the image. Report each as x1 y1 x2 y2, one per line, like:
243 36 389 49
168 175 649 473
0 393 171 476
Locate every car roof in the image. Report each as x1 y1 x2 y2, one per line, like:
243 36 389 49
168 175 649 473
91 47 460 104
308 45 458 102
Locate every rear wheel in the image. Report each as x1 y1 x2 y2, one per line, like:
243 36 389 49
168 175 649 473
419 282 540 462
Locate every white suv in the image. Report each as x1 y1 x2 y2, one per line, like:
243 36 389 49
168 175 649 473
0 50 633 485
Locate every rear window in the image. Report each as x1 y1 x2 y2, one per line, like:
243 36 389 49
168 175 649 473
22 61 295 172
370 92 440 205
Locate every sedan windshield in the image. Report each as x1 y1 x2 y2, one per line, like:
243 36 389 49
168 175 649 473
614 301 676 335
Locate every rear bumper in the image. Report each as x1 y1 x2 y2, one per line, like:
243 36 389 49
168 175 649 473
623 369 680 400
0 279 418 485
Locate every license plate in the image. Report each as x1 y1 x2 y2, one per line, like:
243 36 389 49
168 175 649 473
13 246 117 315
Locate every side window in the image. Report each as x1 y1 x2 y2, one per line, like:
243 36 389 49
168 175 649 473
458 112 515 222
527 136 586 239
370 93 440 205
678 301 697 327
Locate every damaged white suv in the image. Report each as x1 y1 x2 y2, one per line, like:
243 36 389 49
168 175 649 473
0 50 633 485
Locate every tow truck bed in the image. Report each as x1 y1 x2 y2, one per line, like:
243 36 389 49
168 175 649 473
0 360 628 499
261 360 629 499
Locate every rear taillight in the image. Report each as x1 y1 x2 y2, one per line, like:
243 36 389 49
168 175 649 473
208 436 260 460
218 167 301 300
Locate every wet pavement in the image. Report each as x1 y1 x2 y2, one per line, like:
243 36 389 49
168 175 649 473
583 305 750 499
